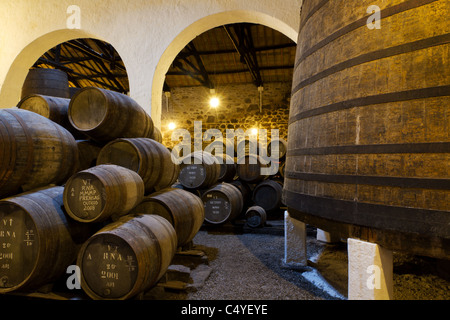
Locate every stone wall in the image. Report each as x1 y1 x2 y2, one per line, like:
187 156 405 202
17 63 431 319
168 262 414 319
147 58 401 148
160 82 291 150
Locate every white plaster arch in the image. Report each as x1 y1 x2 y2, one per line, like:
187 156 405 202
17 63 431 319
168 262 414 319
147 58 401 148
0 28 122 108
151 10 299 128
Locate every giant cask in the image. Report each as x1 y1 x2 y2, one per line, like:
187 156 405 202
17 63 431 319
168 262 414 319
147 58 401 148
283 0 450 259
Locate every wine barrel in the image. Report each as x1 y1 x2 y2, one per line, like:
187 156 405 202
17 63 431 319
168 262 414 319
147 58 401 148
96 138 179 193
76 140 103 171
0 187 91 293
68 87 154 142
229 179 253 206
151 126 162 143
236 154 269 183
245 206 267 228
63 164 145 223
253 180 283 212
17 94 85 139
267 138 288 160
129 188 204 247
77 214 177 300
0 109 79 198
284 0 450 259
202 183 243 224
215 154 237 182
21 68 69 99
178 151 221 189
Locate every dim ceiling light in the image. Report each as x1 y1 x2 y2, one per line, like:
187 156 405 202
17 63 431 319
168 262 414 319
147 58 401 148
209 97 220 108
168 122 176 130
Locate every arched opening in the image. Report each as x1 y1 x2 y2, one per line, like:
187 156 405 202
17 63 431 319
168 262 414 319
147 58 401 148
0 29 128 108
151 10 298 129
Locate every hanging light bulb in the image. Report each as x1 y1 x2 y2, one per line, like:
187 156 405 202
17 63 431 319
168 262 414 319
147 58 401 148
209 96 220 108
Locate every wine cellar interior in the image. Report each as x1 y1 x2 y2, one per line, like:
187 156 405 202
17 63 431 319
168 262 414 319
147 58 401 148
0 0 449 305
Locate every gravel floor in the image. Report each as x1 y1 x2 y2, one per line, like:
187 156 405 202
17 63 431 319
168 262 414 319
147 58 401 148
157 222 450 301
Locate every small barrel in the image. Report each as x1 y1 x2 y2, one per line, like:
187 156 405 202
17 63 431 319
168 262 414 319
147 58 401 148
236 154 269 184
202 183 243 224
21 68 69 99
0 109 79 198
76 140 103 171
253 179 283 212
63 164 145 223
215 154 237 182
245 206 267 228
178 151 221 189
96 138 179 193
267 138 288 160
130 188 204 247
77 214 177 300
68 87 154 142
0 187 91 293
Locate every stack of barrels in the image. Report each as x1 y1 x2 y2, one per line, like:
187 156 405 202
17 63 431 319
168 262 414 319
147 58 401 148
0 73 202 300
175 137 288 228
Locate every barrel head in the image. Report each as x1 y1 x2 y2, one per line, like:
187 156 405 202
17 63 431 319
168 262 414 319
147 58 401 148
69 88 107 131
0 203 39 292
179 164 206 189
64 172 106 222
202 191 231 224
80 234 138 300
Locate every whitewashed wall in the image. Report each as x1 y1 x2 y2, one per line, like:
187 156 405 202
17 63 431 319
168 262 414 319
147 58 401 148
0 0 301 127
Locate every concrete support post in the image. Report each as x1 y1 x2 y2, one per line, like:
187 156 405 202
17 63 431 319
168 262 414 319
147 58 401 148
316 229 340 243
347 238 393 300
283 211 307 268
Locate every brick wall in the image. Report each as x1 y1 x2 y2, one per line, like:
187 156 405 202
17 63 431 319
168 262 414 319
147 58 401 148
160 82 291 150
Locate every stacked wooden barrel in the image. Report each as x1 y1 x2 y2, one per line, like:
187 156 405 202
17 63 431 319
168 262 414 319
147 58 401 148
283 0 449 259
0 76 197 299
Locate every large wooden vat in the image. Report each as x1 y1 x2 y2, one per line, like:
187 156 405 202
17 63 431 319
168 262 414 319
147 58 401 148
284 0 449 259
